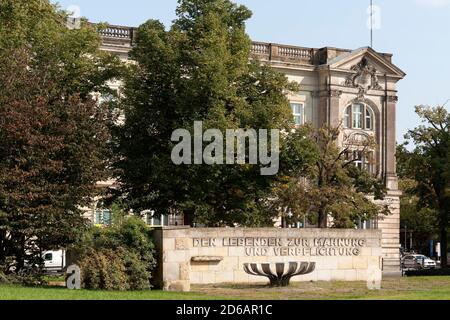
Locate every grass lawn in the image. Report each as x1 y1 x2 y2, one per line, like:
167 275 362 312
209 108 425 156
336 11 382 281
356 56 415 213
0 284 225 300
193 276 450 300
1 276 450 300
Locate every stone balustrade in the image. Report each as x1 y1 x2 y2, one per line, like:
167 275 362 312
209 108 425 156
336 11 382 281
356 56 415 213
250 42 270 55
95 24 396 67
96 24 314 64
98 25 136 41
251 42 314 63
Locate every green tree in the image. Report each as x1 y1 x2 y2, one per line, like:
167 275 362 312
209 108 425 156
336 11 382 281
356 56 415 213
114 0 316 226
0 0 121 275
398 145 438 253
397 176 438 253
271 125 388 228
400 106 450 267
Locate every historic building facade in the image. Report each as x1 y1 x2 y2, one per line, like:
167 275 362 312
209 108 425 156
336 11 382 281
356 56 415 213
96 25 405 273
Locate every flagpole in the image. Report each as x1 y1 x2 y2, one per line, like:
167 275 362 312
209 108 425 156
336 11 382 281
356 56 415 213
370 0 373 48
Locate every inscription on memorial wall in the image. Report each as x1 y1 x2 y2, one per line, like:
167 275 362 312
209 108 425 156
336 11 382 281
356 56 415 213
192 237 366 257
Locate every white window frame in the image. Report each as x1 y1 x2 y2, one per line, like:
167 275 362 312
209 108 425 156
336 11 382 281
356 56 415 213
291 102 305 126
365 108 373 130
94 209 112 225
146 212 169 226
344 103 375 131
344 107 352 128
347 150 375 174
352 104 363 129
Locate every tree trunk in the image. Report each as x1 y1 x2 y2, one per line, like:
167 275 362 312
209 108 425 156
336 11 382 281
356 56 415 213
13 234 26 271
183 210 195 227
318 207 328 228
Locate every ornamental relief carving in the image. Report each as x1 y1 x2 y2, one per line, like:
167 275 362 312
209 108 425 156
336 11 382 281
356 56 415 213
343 57 383 98
343 131 374 147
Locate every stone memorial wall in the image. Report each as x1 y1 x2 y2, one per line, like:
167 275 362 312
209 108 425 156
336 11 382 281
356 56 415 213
152 227 382 291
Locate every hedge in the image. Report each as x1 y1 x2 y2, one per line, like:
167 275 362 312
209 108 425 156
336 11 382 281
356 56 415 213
405 268 450 277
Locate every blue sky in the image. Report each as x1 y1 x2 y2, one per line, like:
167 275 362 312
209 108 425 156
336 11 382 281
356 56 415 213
52 0 450 143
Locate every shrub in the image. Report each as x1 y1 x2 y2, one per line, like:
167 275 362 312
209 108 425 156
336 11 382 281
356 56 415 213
0 268 46 286
0 271 10 284
121 249 152 291
79 249 129 291
72 215 156 291
405 268 450 277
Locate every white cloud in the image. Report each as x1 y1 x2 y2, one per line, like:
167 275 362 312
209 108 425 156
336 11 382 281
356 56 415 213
416 0 450 8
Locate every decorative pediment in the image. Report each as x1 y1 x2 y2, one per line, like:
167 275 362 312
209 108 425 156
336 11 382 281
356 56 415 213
326 47 405 99
343 57 383 94
329 47 406 79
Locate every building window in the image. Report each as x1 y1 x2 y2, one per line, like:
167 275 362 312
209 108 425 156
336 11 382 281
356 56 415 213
153 215 162 226
344 103 374 131
365 108 373 130
344 107 351 129
353 104 363 129
358 218 378 230
146 212 169 226
291 103 304 126
94 209 112 226
346 150 374 173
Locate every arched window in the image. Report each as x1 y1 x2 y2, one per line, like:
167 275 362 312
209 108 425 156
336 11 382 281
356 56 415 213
344 103 374 131
345 150 375 174
365 107 374 130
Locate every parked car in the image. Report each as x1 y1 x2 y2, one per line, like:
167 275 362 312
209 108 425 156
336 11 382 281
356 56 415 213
42 250 66 274
402 254 437 270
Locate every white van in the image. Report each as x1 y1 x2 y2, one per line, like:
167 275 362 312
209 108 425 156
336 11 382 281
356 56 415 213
42 250 66 273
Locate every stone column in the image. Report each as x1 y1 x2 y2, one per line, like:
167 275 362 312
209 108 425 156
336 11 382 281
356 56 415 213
385 95 399 191
316 91 329 126
377 194 402 274
381 95 401 274
315 89 341 127
329 90 342 127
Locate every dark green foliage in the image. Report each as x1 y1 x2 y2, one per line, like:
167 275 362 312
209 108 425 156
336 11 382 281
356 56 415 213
397 171 439 252
114 0 315 226
405 269 450 277
79 249 129 291
73 215 156 291
0 0 121 277
0 268 45 286
399 106 450 266
272 125 389 229
0 271 8 284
